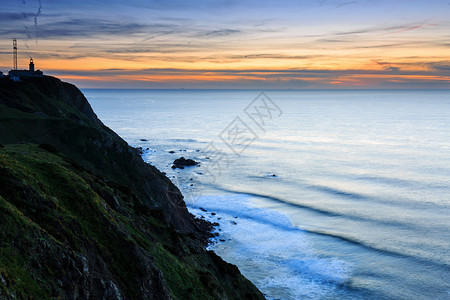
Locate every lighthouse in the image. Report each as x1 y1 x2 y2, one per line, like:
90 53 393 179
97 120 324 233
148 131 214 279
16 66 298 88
7 39 44 81
29 58 35 72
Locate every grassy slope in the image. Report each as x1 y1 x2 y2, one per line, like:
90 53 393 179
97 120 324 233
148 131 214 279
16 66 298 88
0 77 264 299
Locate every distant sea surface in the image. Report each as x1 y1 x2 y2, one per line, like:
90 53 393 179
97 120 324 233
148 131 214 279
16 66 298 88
84 89 450 300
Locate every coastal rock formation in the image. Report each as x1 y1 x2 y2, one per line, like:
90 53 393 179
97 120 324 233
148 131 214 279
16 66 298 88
172 157 199 169
0 76 264 299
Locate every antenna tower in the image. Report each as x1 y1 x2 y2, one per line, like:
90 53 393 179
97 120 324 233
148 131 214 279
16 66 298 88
13 39 18 70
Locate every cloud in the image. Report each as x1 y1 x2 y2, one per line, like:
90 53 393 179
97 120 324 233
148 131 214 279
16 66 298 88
308 22 437 41
0 17 172 40
427 61 450 71
47 65 450 89
199 29 241 37
335 1 358 9
46 66 449 79
0 12 34 20
373 60 401 72
40 19 151 38
141 30 177 42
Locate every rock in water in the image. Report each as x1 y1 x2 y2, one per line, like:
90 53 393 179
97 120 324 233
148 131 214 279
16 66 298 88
172 157 199 169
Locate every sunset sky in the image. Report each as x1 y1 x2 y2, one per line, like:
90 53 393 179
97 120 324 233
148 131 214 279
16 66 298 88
0 0 449 89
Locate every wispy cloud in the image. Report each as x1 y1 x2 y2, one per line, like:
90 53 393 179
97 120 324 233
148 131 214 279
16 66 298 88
310 22 437 40
200 29 241 37
372 60 401 72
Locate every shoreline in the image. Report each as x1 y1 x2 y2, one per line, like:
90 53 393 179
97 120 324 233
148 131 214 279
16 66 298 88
142 147 355 299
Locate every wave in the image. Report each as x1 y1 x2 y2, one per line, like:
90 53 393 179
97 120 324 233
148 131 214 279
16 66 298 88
188 194 449 300
190 192 449 272
208 183 342 216
308 184 369 200
207 184 429 231
246 175 366 204
189 204 301 234
303 229 449 271
244 174 450 210
305 183 449 210
188 195 357 299
354 174 450 191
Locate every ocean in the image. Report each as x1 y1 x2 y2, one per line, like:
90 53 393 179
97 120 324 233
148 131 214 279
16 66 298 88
84 89 450 300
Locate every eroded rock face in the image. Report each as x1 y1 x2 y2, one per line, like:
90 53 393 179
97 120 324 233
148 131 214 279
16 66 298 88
0 76 264 300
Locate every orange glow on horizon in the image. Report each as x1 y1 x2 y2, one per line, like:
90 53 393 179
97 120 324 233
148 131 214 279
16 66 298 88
1 1 448 88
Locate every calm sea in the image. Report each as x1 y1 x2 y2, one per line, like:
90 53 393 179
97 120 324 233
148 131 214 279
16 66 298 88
84 89 450 300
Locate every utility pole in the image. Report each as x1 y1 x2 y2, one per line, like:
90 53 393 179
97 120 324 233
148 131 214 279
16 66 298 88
13 38 18 70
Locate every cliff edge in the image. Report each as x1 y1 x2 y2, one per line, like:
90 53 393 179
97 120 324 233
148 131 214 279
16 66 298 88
0 76 264 299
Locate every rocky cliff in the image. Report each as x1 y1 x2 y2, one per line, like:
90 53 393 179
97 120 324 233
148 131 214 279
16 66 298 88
0 76 264 299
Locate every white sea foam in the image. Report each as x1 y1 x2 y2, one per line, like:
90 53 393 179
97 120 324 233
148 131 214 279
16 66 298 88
188 194 353 300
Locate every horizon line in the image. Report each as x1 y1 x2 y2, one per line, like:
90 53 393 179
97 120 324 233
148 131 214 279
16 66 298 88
79 87 450 91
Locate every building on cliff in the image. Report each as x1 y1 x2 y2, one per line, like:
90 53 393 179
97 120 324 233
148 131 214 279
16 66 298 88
9 58 44 81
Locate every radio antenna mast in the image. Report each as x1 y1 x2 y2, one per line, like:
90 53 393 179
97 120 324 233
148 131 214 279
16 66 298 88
13 39 18 70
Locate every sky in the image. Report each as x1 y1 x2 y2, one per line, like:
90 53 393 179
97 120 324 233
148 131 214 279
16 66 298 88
0 0 449 89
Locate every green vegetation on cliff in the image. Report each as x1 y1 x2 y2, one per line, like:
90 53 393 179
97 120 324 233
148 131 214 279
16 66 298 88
0 76 264 299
